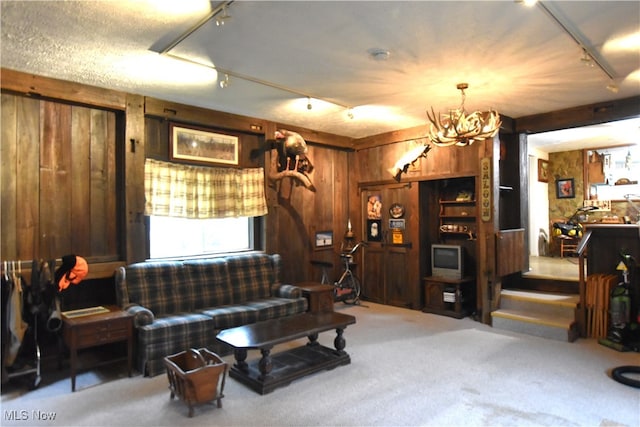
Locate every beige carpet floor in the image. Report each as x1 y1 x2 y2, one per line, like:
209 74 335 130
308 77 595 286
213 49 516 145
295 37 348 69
1 302 639 426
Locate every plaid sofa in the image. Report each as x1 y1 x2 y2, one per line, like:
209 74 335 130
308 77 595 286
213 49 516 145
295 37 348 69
114 253 308 376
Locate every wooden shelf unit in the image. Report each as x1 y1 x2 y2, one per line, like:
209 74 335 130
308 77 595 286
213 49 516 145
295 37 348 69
422 276 476 319
439 199 476 240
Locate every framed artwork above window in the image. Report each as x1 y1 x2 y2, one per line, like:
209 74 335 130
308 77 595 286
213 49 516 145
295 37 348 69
170 122 239 166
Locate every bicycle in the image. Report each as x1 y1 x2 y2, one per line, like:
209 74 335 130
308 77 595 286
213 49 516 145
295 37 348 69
332 241 367 305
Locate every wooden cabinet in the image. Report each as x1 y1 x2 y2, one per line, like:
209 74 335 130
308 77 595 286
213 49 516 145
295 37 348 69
422 276 476 318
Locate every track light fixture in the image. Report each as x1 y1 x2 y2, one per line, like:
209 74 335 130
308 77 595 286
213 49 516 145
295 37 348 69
219 74 230 88
156 0 356 121
216 5 231 26
580 49 594 67
427 83 501 147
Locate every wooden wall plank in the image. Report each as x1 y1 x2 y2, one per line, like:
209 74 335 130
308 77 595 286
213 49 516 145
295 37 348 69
71 106 92 255
16 97 42 259
40 102 72 258
124 94 146 263
90 109 108 255
105 112 118 256
1 94 17 259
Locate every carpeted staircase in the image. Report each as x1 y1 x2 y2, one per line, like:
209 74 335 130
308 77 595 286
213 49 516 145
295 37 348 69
491 289 580 342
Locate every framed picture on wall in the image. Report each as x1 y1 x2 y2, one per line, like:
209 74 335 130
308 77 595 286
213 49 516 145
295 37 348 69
556 178 575 199
537 159 549 183
170 122 239 165
367 219 382 241
315 231 333 248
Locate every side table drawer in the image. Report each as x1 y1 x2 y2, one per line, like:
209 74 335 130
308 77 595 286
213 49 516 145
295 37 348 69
74 318 131 348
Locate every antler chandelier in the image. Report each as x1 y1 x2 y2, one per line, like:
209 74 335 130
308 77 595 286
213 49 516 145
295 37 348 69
427 83 501 147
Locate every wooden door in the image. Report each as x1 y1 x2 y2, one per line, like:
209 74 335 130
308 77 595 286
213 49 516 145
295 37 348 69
385 246 412 308
359 183 420 308
361 245 385 303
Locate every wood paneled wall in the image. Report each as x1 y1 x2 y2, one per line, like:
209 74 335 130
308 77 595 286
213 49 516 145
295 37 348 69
1 94 119 262
355 139 478 184
266 142 351 284
3 69 637 316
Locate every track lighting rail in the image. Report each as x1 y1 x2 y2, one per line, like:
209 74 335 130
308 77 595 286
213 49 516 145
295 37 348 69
537 1 616 82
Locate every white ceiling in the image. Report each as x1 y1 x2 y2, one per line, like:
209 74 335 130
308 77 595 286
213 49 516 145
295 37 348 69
1 1 639 151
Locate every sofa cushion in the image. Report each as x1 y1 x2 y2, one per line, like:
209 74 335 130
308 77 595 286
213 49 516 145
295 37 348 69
124 261 191 316
244 297 309 322
138 312 214 346
200 305 261 329
183 258 233 309
225 254 275 302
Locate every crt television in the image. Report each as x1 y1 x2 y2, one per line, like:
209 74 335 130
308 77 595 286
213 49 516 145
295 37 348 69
431 244 464 280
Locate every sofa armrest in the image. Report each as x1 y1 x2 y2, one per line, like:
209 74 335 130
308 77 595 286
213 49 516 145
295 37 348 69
124 303 155 327
271 283 302 299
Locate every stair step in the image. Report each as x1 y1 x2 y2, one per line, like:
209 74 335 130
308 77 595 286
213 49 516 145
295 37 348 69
492 289 580 342
491 309 579 342
500 289 579 306
499 289 578 319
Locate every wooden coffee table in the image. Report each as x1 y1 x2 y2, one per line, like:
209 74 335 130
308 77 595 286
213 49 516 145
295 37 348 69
216 312 356 394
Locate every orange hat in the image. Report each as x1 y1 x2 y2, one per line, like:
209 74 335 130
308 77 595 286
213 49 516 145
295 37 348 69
55 255 89 291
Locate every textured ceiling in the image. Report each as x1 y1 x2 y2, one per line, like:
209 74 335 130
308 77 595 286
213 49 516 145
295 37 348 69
1 1 639 150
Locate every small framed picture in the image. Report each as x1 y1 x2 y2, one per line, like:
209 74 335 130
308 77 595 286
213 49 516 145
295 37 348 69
315 231 333 248
389 218 405 230
367 219 382 242
537 159 549 183
556 178 575 199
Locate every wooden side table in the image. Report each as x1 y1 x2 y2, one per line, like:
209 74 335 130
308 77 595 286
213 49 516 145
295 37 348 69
297 282 335 313
62 305 133 391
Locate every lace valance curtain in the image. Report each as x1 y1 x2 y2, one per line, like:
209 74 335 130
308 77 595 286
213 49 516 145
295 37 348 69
144 159 268 219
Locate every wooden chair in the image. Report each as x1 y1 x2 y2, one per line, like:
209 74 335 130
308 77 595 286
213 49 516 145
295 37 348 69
550 219 580 258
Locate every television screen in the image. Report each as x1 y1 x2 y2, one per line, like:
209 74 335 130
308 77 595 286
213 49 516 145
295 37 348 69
431 244 463 280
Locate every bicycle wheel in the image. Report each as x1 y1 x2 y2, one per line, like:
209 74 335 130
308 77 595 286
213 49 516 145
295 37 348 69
343 274 361 305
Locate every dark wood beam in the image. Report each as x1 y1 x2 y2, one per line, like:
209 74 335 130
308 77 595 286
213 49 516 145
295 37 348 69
516 96 640 134
1 68 127 111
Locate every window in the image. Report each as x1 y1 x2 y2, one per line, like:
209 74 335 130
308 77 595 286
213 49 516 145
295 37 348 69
148 216 255 259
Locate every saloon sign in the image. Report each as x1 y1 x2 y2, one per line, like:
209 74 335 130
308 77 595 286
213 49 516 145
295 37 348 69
481 157 491 222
